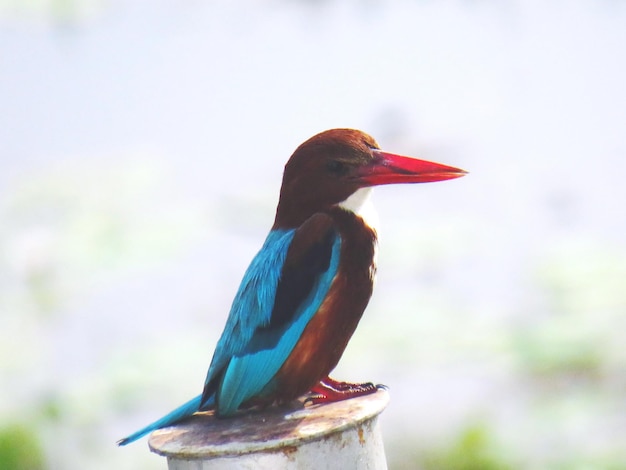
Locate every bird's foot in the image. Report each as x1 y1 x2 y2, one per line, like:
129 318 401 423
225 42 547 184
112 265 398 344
304 376 385 406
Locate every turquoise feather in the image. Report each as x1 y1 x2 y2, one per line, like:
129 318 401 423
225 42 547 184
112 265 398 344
216 234 341 415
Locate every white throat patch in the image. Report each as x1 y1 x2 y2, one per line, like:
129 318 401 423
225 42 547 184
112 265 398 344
337 187 379 282
337 188 379 233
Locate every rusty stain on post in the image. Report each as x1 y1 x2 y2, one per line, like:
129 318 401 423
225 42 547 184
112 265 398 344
148 389 389 469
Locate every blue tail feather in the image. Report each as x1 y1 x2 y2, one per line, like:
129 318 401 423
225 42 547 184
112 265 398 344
117 394 212 446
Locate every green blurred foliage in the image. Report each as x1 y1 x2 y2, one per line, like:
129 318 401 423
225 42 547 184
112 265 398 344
0 156 202 317
514 240 626 380
421 425 513 470
0 423 45 470
0 0 105 24
388 424 515 470
0 156 206 469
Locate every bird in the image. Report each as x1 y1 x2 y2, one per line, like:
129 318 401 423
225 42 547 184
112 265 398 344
118 128 466 446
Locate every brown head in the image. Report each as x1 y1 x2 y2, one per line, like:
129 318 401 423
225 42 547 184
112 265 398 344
274 129 466 228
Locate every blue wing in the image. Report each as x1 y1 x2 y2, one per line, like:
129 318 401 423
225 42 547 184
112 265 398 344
202 213 341 416
118 214 340 445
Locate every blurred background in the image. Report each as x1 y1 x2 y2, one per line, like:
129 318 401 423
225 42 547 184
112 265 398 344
1 0 625 469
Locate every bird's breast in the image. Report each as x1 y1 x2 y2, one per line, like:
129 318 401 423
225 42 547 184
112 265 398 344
338 187 379 285
270 207 378 401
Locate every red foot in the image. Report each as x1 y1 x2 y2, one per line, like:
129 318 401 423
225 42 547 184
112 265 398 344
305 376 385 406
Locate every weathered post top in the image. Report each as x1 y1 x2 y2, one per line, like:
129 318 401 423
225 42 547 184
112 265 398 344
149 389 390 470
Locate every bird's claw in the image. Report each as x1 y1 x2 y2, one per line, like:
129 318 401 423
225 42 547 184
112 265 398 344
304 377 385 406
304 394 324 406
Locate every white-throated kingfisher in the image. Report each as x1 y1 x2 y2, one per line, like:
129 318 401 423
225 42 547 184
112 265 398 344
118 128 466 445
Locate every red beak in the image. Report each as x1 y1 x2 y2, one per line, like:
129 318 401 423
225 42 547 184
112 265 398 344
359 150 468 186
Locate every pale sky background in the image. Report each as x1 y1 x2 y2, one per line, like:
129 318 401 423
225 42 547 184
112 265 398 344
1 1 625 468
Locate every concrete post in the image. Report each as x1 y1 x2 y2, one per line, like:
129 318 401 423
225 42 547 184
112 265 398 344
148 389 389 469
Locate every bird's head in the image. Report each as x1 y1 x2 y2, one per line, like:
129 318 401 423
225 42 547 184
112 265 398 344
274 129 467 228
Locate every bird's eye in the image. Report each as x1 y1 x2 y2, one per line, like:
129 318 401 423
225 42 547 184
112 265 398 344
365 142 378 150
326 160 347 175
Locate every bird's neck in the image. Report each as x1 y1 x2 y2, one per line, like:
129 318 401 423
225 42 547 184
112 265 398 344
273 188 379 232
336 188 379 235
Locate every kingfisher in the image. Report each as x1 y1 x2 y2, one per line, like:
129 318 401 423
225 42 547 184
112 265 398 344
118 128 466 445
